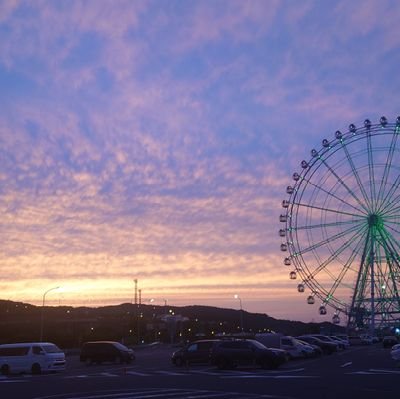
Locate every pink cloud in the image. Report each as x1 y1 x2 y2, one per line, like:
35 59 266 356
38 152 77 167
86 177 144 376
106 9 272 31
175 0 279 51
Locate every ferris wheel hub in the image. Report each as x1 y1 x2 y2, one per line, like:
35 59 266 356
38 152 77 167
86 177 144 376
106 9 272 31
367 213 382 228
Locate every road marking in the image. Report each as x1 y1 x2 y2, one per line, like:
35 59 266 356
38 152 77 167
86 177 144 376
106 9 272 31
341 362 352 367
189 370 223 376
369 368 400 374
270 368 305 374
100 372 118 377
347 371 379 375
155 370 188 376
221 375 318 379
347 369 400 375
125 370 151 376
32 388 292 399
273 375 319 379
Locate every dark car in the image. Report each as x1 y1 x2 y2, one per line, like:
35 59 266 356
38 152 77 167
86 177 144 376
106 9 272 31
210 339 288 370
382 336 399 348
309 334 344 350
172 339 220 366
80 341 135 364
296 339 323 357
296 335 337 355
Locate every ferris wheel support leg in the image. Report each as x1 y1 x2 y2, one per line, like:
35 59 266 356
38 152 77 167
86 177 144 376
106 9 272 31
348 231 370 331
369 233 375 337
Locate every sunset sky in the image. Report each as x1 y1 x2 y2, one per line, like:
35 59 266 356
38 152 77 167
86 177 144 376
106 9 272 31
1 0 400 323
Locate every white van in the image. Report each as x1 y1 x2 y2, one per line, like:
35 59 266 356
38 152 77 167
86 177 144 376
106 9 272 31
0 342 66 375
255 333 307 359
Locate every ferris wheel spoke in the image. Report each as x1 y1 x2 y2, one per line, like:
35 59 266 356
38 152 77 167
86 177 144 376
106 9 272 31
318 156 370 213
380 202 400 218
292 201 366 219
340 140 372 210
294 221 366 258
294 219 359 231
366 129 377 211
323 227 368 305
378 189 400 218
383 224 400 242
377 168 400 215
378 226 400 261
376 128 399 209
301 224 368 282
298 176 367 216
380 222 400 238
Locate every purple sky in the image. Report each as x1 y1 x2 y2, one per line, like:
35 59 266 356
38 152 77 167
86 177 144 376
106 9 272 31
1 0 400 323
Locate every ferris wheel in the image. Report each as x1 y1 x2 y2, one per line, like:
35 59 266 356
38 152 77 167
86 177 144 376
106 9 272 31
279 116 400 332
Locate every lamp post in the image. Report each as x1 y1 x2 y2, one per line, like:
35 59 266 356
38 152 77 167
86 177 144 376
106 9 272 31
40 286 60 341
234 294 244 332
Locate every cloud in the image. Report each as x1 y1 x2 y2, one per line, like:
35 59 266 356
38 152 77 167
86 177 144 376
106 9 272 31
1 0 400 323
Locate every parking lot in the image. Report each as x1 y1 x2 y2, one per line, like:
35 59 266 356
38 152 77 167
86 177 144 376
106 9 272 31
0 342 399 399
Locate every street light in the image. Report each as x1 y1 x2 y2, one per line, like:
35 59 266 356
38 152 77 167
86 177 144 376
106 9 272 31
40 286 60 341
234 294 244 332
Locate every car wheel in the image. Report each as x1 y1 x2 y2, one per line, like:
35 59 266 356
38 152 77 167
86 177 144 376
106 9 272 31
216 357 230 370
1 364 10 375
31 363 42 375
266 359 279 369
115 356 123 364
174 357 184 367
85 358 92 366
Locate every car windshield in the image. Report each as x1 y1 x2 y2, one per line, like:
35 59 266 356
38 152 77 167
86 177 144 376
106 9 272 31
249 340 268 349
113 342 129 351
315 336 330 342
42 344 62 353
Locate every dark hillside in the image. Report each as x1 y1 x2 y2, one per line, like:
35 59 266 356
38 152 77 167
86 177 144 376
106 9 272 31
0 300 343 348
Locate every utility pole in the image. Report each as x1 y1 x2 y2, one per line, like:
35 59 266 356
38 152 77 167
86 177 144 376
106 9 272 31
134 279 138 305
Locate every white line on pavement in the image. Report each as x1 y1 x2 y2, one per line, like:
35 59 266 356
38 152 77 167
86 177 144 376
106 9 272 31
125 370 151 376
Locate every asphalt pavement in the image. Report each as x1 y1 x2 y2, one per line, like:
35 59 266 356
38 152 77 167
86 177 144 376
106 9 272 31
0 343 398 399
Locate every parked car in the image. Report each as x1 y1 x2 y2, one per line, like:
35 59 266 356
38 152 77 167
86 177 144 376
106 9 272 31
390 344 400 361
335 334 349 343
348 336 364 346
371 336 380 343
0 342 65 375
329 336 349 349
296 339 323 357
80 341 135 364
172 339 220 366
296 335 337 355
359 334 373 345
255 333 307 359
382 336 399 348
309 334 344 350
280 336 309 359
210 339 288 370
